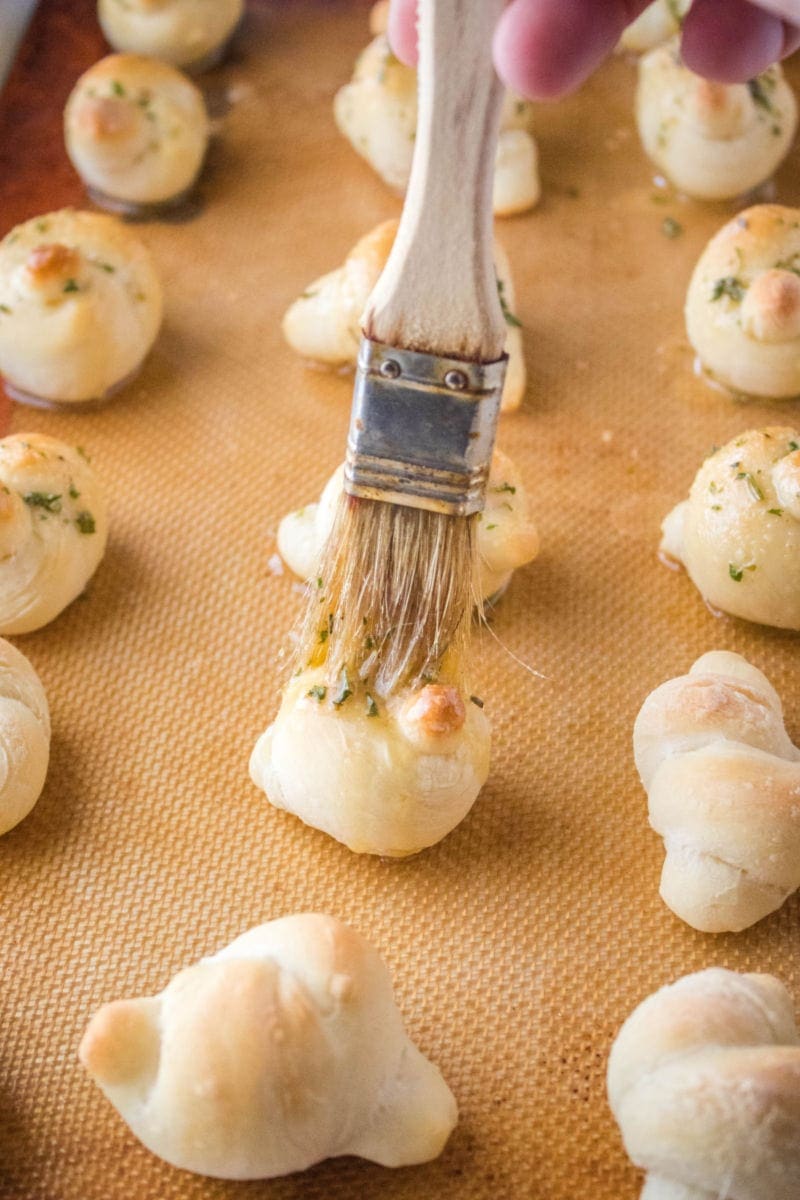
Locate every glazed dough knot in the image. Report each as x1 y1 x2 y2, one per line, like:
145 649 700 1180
608 968 800 1200
634 651 800 931
80 914 457 1179
65 54 209 211
0 433 108 634
0 209 163 405
660 426 800 630
250 669 490 856
636 47 797 200
0 637 50 835
685 204 800 399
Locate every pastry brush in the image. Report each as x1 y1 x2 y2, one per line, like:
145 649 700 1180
299 0 508 699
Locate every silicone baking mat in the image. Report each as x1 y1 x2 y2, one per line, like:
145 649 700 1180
0 3 798 1197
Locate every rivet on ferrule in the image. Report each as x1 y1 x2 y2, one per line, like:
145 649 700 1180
380 358 401 379
444 369 468 391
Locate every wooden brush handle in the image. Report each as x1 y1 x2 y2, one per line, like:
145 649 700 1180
363 0 507 363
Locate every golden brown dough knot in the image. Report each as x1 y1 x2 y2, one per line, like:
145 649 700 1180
403 684 466 738
333 34 540 216
634 651 800 931
608 968 800 1200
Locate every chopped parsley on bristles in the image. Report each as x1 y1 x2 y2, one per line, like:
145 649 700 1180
332 667 353 708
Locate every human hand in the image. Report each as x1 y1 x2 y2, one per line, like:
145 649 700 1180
387 0 800 99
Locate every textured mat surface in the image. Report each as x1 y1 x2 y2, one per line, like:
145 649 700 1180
0 3 798 1198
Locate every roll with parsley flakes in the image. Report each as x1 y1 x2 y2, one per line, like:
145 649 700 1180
660 427 800 631
64 54 209 215
0 209 162 409
0 435 108 635
687 205 800 400
636 41 797 201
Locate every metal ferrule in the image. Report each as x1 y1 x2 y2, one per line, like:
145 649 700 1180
345 337 507 516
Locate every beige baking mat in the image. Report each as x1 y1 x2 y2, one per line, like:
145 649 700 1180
1 5 799 1198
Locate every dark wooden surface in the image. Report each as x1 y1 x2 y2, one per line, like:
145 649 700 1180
0 0 103 232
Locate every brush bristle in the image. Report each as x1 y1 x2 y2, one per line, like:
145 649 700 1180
298 495 479 698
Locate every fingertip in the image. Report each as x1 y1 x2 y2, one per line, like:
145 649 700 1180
493 0 630 100
387 0 419 66
681 0 785 82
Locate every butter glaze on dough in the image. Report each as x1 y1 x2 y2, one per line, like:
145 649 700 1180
80 913 457 1179
251 672 490 857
